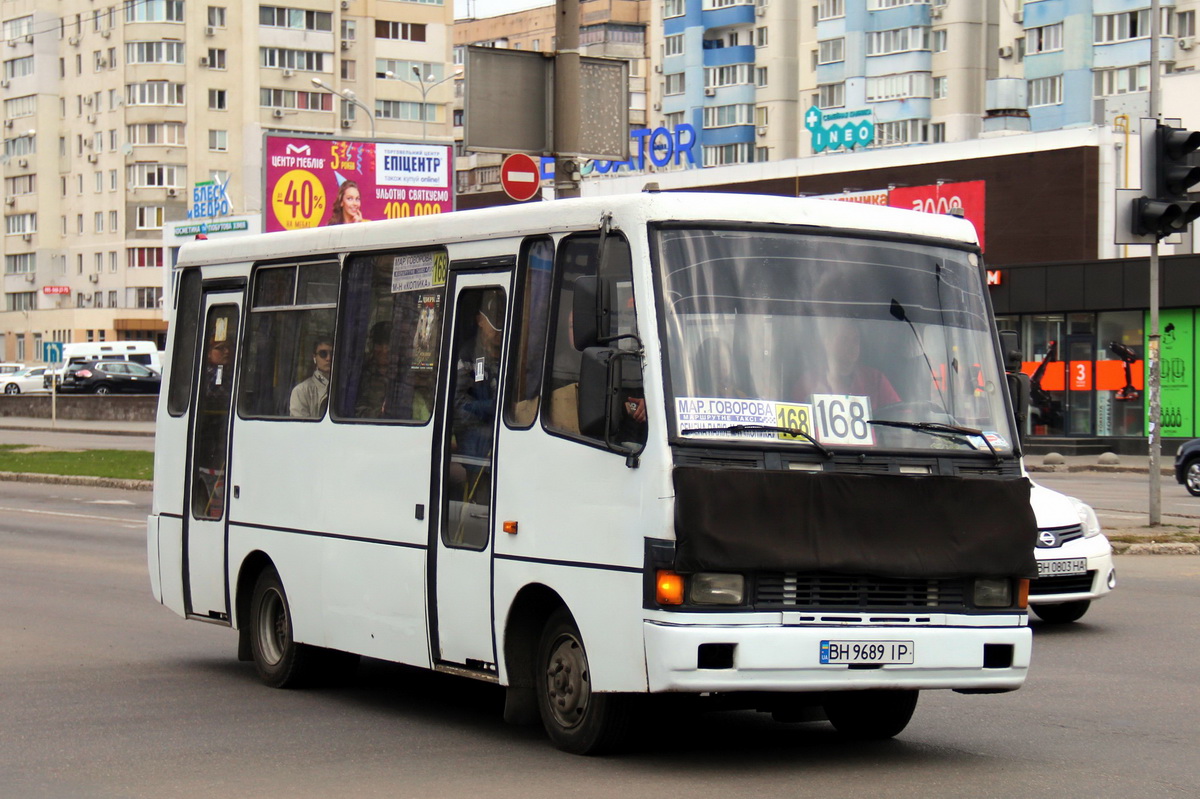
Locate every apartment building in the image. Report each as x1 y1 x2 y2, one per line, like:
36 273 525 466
0 0 454 362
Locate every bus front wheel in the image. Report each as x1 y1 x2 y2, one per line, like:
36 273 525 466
249 567 318 688
535 608 634 755
823 689 918 740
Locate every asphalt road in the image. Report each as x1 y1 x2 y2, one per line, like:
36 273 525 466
1034 471 1199 529
1 481 1198 797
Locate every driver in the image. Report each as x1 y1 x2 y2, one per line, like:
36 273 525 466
793 319 900 408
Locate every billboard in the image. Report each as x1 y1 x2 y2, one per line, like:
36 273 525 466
264 135 454 232
888 180 986 251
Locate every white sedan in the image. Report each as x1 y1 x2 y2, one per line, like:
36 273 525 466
2 365 50 395
1027 482 1116 623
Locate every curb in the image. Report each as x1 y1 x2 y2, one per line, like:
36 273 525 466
0 470 152 491
1026 464 1175 476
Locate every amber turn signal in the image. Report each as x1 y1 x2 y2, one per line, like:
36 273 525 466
656 570 685 605
1017 578 1030 609
503 521 518 534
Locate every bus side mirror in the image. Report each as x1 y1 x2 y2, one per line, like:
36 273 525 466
572 276 612 351
578 345 645 465
998 330 1030 437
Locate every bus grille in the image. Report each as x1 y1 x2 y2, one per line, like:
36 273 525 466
1030 572 1095 596
753 573 969 611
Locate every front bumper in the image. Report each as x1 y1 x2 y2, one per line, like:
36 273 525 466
1030 534 1115 605
643 617 1030 694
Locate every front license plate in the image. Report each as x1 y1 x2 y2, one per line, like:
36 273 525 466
820 640 915 665
1037 558 1087 577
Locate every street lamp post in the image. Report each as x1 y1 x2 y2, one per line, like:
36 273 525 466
397 66 456 142
311 78 375 139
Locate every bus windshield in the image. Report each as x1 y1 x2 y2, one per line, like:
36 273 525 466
656 226 1014 454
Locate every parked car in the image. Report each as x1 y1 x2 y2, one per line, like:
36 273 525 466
1173 439 1200 496
55 360 162 395
1028 483 1116 624
2 365 50 395
0 362 24 375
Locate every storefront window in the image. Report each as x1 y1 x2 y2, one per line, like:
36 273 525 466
1024 314 1065 436
1096 311 1144 437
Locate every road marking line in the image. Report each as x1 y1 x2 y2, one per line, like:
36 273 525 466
0 505 138 523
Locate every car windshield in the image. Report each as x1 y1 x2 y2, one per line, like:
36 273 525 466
655 226 1014 454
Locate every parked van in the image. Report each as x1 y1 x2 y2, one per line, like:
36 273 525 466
61 341 164 373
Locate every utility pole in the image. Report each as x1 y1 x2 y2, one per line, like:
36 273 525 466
1148 0 1161 525
554 0 581 198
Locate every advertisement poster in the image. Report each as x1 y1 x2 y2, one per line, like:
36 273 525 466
888 180 986 251
264 135 453 232
1147 309 1195 438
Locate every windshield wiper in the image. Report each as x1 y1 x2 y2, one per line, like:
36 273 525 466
681 424 834 459
867 419 998 460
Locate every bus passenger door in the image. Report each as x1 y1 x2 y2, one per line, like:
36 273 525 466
184 294 241 621
434 272 510 668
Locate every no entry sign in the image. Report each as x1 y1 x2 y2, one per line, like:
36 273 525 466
500 153 541 202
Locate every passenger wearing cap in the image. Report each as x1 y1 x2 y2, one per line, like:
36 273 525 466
290 336 334 418
453 292 504 459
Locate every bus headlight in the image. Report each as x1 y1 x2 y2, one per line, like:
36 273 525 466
1069 496 1102 538
973 578 1013 608
689 573 745 605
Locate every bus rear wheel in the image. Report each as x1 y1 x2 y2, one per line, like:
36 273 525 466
823 689 918 740
249 567 318 688
535 608 634 755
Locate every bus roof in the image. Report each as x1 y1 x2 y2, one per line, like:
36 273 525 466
177 192 980 269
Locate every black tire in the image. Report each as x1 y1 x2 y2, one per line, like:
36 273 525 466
249 567 319 688
535 608 635 755
1185 458 1200 497
93 383 113 395
3 383 18 395
1031 600 1091 624
823 690 919 740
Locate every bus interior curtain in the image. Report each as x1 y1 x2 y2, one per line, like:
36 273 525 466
672 467 1038 579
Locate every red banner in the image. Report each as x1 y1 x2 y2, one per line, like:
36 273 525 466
888 180 986 251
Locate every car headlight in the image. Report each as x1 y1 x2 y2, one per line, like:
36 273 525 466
973 578 1013 607
1068 496 1101 538
689 573 745 605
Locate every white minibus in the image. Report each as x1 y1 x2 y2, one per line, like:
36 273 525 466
148 192 1037 753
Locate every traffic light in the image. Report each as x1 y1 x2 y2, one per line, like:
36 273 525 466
1135 123 1200 239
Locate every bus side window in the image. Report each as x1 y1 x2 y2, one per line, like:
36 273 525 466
542 233 644 444
238 261 339 420
504 237 554 428
331 248 447 423
167 268 202 416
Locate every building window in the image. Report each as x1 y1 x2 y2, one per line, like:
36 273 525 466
874 119 929 147
5 291 36 312
818 82 845 109
208 6 227 28
1180 10 1196 38
375 100 435 121
756 27 768 47
664 0 685 18
4 253 35 274
125 0 184 23
703 103 754 128
932 75 948 99
208 89 228 111
128 163 185 188
1026 23 1063 54
756 66 768 87
1094 65 1150 97
664 34 684 57
259 6 333 32
1028 75 1063 106
5 213 36 235
818 38 845 64
817 0 845 21
866 26 931 56
867 73 932 102
261 48 327 72
932 28 948 52
260 89 333 111
375 20 426 42
128 247 164 268
125 41 185 64
703 143 755 167
1094 9 1172 44
127 122 186 146
135 207 164 230
341 60 356 80
208 130 228 152
705 63 754 87
126 82 186 106
134 287 163 308
664 72 685 95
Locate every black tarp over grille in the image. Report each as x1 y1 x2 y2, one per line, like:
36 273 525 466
673 467 1038 580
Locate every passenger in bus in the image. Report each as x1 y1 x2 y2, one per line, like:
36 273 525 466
290 337 333 418
453 293 503 457
697 337 748 399
328 181 366 225
355 322 392 418
793 319 900 408
193 330 234 518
